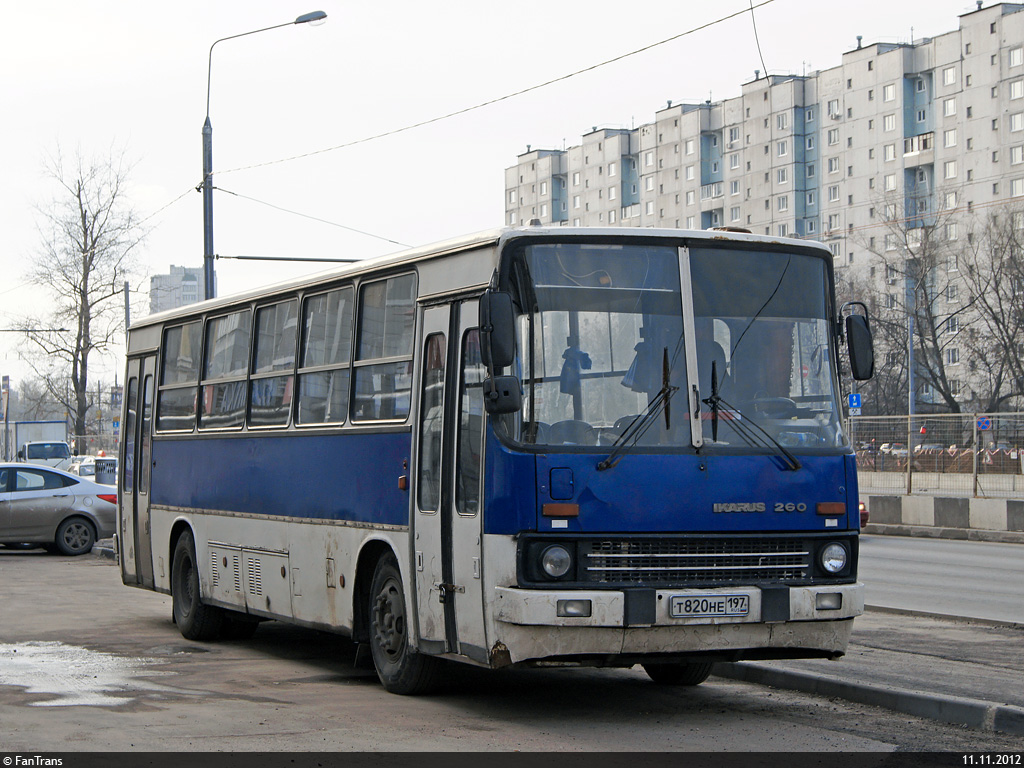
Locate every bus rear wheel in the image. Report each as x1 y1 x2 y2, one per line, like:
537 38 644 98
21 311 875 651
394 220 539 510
642 661 714 686
368 553 440 695
171 530 225 641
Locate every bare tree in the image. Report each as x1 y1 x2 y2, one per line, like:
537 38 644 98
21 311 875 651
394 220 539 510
19 145 145 444
851 192 979 414
959 204 1024 411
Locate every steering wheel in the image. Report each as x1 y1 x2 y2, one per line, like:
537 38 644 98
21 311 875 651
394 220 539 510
752 397 799 419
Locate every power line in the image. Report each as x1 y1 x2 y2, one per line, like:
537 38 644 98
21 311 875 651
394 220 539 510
213 1 775 179
216 187 411 247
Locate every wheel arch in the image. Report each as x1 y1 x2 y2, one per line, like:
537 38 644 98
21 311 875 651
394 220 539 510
352 538 397 645
168 518 195 583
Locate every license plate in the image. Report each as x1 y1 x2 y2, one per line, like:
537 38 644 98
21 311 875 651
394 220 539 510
669 594 750 619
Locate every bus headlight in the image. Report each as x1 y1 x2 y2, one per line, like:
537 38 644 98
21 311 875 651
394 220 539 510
540 545 572 578
819 542 849 574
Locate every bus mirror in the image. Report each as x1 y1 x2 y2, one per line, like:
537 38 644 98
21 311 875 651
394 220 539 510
846 314 875 381
479 291 516 370
482 375 522 415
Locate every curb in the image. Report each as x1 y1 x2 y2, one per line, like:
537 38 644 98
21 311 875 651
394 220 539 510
865 603 1024 630
91 539 117 562
863 523 1024 545
712 661 1024 737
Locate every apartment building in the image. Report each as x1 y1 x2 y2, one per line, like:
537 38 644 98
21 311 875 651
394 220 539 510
504 2 1024 412
149 265 208 315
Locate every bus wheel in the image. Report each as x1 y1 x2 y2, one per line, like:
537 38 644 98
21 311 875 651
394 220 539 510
642 661 714 686
368 553 440 695
171 530 224 641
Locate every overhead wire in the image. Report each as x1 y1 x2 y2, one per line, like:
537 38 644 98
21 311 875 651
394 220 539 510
212 1 776 179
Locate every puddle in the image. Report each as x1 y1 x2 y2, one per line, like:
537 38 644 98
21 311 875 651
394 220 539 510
0 641 179 706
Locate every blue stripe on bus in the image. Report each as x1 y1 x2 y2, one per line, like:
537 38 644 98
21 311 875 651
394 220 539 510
150 432 412 527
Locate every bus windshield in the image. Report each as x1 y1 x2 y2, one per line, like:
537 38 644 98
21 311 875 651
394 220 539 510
689 246 846 451
508 242 689 448
504 241 847 453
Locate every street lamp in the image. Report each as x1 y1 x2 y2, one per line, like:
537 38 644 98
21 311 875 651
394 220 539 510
202 10 328 301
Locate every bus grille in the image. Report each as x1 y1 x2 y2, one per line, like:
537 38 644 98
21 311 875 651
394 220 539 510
581 538 811 586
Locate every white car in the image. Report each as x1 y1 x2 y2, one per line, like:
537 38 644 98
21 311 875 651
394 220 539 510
0 463 117 556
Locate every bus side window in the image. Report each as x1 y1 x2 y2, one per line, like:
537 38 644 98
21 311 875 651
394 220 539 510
457 329 485 515
417 333 446 512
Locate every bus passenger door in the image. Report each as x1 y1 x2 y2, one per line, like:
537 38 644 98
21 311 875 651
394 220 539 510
120 355 156 587
412 301 487 662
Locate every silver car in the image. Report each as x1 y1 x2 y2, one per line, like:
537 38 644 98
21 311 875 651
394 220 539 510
0 463 117 556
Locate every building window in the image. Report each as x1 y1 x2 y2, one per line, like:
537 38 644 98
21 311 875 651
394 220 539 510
944 160 957 179
644 151 654 167
946 317 960 334
884 114 896 132
1012 80 1024 100
917 109 927 122
884 144 896 161
828 185 840 202
943 66 956 86
944 191 958 210
777 168 788 185
807 219 817 233
645 201 654 215
730 206 740 222
777 140 788 157
1012 177 1024 197
828 157 840 173
686 166 695 181
807 163 816 178
945 222 958 241
777 113 789 131
608 162 617 177
1012 47 1024 67
778 196 789 212
730 180 740 195
827 99 840 117
730 153 740 169
1012 145 1024 165
883 83 896 101
827 128 839 146
686 190 695 205
645 176 654 191
943 98 956 117
573 195 580 209
884 174 897 191
947 283 959 302
1013 113 1024 132
944 128 957 148
540 181 547 196
608 186 616 200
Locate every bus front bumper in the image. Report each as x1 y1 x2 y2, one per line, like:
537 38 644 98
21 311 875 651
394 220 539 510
491 583 863 665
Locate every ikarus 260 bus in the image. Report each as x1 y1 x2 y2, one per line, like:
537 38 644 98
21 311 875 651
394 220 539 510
118 226 875 694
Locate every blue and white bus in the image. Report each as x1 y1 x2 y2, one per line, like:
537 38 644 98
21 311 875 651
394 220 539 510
118 226 874 694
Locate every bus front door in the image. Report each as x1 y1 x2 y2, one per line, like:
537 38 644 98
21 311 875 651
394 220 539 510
413 301 488 664
120 355 156 588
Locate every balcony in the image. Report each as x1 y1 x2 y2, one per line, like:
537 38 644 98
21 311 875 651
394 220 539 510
903 132 934 167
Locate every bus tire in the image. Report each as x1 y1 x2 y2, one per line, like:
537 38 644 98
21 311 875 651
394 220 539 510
642 661 714 686
368 552 440 695
171 530 225 641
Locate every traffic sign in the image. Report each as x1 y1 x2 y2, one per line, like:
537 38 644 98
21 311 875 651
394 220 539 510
849 407 862 416
977 417 991 431
848 393 862 409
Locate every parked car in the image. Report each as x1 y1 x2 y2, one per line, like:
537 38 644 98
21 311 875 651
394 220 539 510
0 463 116 556
879 442 908 456
913 443 946 453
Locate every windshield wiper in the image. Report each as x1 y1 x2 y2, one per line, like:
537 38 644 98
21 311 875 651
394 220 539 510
598 348 678 471
702 390 802 471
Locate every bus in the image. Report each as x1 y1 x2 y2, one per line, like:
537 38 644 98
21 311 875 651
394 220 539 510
117 226 875 694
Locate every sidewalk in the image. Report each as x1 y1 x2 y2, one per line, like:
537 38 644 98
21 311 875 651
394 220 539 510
714 607 1024 736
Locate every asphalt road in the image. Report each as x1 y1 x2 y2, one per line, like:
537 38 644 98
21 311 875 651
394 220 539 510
1 548 1021 753
859 534 1024 623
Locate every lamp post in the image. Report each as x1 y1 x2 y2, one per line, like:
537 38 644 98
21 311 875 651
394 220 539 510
202 10 328 301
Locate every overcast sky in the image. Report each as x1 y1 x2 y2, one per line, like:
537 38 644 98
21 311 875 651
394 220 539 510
0 0 979 386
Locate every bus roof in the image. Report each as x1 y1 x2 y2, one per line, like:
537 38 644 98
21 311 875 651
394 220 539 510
133 226 831 331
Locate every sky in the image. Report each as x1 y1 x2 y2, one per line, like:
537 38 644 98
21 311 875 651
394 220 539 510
0 0 981 388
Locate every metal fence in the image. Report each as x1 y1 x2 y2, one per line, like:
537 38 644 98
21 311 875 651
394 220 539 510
73 434 119 458
849 412 1024 498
